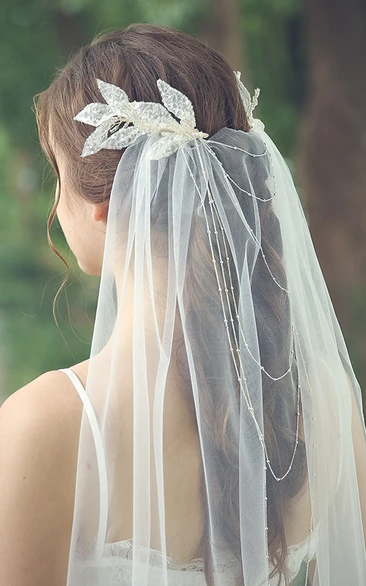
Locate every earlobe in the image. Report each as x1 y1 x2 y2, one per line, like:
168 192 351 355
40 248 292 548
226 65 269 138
92 201 109 224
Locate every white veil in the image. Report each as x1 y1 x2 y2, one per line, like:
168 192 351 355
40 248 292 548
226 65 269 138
65 77 366 586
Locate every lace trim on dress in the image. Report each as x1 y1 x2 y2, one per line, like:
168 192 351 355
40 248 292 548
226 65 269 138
104 530 317 581
105 539 204 571
104 539 238 574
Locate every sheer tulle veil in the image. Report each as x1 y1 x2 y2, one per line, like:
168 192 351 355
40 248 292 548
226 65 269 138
54 63 366 586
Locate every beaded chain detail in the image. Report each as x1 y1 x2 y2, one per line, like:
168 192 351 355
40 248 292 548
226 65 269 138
191 145 301 482
210 204 301 482
184 139 316 585
205 141 274 203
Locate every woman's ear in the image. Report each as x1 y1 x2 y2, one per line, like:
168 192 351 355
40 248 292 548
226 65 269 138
91 201 109 224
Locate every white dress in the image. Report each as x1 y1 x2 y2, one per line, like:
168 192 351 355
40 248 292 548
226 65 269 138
61 368 317 586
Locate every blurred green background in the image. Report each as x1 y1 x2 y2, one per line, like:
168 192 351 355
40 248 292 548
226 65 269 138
0 0 365 398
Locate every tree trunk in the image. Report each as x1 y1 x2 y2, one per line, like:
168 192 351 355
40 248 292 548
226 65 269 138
197 0 244 72
52 8 85 55
298 0 366 383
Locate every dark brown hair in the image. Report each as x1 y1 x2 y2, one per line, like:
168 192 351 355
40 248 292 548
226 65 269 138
35 24 306 585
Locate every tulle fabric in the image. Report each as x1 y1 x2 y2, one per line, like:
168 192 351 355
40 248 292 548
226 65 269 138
66 126 366 585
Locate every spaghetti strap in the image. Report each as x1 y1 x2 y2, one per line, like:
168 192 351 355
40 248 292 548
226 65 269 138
59 368 109 552
59 368 102 446
59 367 88 401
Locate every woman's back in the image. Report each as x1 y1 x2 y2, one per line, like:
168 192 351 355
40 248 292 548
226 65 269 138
0 362 315 585
61 365 317 584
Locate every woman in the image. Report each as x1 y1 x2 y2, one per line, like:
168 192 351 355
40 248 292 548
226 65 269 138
0 23 365 586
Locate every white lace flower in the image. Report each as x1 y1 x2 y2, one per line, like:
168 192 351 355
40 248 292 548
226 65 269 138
74 79 208 160
234 71 264 132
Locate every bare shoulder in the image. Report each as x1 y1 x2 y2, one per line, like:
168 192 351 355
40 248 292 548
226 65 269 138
0 369 84 460
1 368 84 420
0 370 83 586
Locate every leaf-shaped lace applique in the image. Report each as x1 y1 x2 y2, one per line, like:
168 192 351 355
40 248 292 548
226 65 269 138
101 125 144 150
81 119 116 157
157 79 196 128
130 102 180 131
148 135 187 160
74 78 209 157
96 79 130 113
235 71 262 130
234 72 252 118
74 103 116 127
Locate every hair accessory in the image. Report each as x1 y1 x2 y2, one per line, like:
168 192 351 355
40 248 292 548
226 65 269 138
74 74 264 159
74 78 208 159
235 71 264 132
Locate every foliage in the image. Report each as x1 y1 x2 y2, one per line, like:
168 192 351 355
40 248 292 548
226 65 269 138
0 125 98 393
4 0 361 396
242 0 307 155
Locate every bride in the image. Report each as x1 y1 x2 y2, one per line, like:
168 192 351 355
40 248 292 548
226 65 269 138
0 23 365 586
